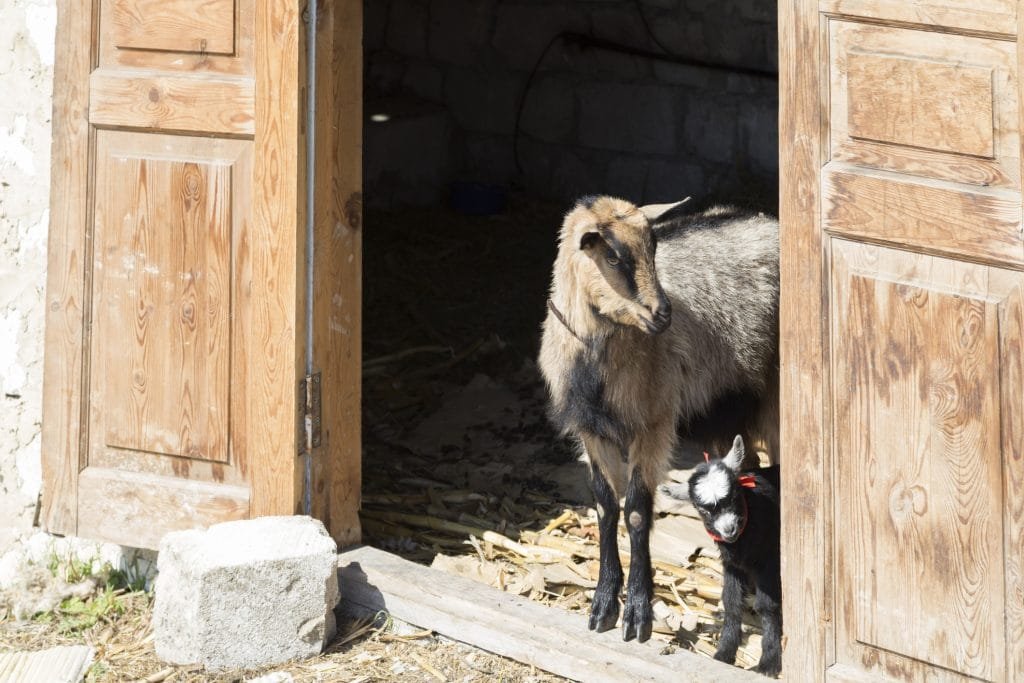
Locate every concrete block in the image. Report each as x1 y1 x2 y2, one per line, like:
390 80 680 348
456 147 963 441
520 75 576 144
739 96 779 174
644 159 706 204
153 516 338 672
492 4 587 71
577 83 677 154
462 132 517 186
429 0 496 66
363 0 390 51
444 67 522 136
386 0 429 59
402 62 445 102
605 157 650 204
364 96 454 207
683 94 738 165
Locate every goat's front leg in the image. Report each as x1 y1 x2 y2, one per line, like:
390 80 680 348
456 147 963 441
621 464 654 642
753 567 782 676
714 564 747 664
582 436 625 633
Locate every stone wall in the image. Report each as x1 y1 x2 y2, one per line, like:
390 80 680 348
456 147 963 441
364 0 779 208
0 0 56 549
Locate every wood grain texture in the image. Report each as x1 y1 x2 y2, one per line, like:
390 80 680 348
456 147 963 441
89 70 254 136
41 0 94 536
847 53 994 157
111 0 235 55
249 0 302 517
99 0 254 76
831 241 1014 680
92 135 231 462
779 0 829 679
820 0 1015 36
823 165 1023 265
829 21 1019 189
77 467 248 549
1000 283 1024 682
338 545 763 683
309 0 363 547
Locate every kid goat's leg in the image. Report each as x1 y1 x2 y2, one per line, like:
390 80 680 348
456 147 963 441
714 564 747 664
582 435 625 633
753 568 783 676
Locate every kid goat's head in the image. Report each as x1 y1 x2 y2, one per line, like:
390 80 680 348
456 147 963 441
559 196 684 335
684 435 751 544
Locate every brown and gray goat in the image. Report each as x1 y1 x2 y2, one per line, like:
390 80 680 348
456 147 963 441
538 195 779 642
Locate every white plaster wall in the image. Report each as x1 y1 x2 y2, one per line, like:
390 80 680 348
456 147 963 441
0 0 57 549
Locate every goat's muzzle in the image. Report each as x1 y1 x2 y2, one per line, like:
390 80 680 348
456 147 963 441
644 300 672 334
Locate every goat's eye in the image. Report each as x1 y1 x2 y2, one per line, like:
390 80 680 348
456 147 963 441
606 254 620 267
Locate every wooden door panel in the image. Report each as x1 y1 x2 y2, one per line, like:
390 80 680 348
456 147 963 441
111 0 236 55
822 168 1023 265
99 0 253 76
831 240 1016 680
829 21 1019 190
88 71 255 136
91 131 239 464
819 0 1015 35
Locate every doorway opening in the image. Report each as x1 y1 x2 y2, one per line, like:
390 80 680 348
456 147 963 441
359 0 779 665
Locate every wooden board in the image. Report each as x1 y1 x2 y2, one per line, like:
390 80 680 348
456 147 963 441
310 0 363 546
779 0 829 679
338 545 762 683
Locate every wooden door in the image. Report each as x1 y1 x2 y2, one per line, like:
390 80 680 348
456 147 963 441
781 1 1024 680
41 0 362 549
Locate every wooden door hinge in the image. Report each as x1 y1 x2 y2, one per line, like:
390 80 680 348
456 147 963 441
299 372 322 454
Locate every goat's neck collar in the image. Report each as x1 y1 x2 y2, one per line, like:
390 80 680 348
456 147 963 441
546 299 587 345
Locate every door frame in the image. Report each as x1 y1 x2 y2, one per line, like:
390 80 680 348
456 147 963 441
779 0 830 679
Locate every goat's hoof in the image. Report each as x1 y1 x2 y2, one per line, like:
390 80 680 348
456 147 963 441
753 660 781 677
621 600 653 642
713 650 736 664
588 594 620 633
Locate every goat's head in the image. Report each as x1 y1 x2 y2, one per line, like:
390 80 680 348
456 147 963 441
662 435 749 543
558 196 684 334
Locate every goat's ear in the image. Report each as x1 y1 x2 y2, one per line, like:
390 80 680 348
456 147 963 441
579 231 603 251
722 434 745 472
639 197 691 223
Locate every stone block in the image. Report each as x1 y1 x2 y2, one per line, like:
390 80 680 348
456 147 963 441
493 4 587 71
520 74 576 144
444 67 523 135
429 0 496 66
739 96 779 174
153 516 338 672
402 62 445 102
577 83 677 154
364 96 454 207
605 157 650 204
683 94 738 165
386 0 429 59
644 159 706 204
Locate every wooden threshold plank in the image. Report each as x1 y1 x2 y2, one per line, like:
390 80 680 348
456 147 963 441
338 545 762 683
0 645 94 683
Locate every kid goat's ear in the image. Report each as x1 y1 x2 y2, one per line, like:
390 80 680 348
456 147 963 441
722 434 745 472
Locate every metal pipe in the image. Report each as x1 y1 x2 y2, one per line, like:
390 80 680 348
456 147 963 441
303 0 318 518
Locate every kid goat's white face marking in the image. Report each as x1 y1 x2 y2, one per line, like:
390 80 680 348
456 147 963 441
713 511 740 538
693 466 731 506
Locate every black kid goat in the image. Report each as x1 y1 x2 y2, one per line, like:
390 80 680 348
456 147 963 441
662 435 781 676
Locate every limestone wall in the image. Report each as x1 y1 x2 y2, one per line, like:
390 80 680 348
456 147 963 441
0 0 56 548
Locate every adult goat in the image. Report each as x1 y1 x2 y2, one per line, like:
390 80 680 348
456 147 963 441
538 195 778 642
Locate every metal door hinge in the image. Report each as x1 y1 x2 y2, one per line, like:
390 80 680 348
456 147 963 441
299 372 322 454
